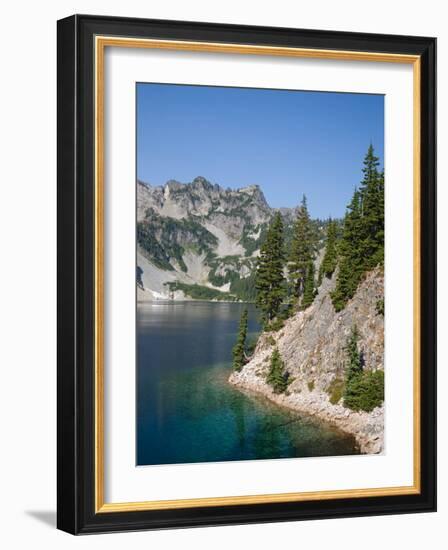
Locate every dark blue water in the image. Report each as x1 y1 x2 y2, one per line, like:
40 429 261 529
137 301 358 466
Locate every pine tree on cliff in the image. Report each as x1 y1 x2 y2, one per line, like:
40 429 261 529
343 325 363 408
358 146 384 268
301 260 316 309
267 347 288 394
331 145 384 311
343 324 384 411
331 189 363 311
232 309 248 372
289 195 314 298
255 212 286 323
319 218 338 281
344 325 362 381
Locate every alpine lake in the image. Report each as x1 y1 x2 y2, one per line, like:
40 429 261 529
137 301 358 466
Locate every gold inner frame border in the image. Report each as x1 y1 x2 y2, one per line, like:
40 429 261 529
94 36 421 513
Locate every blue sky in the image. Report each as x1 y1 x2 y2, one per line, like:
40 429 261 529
137 83 384 219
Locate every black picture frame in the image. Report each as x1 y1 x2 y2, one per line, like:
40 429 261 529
57 14 436 534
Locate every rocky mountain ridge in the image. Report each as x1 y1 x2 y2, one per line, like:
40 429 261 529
137 177 303 301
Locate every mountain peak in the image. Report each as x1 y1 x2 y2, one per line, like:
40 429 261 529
239 184 261 194
166 179 182 188
192 176 213 187
238 184 268 207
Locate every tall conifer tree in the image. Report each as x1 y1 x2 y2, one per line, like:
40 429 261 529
289 195 314 298
344 325 362 381
343 325 363 407
302 260 316 309
358 144 384 268
331 189 363 311
255 212 286 323
267 347 288 394
232 309 248 371
331 145 384 311
342 324 384 411
319 219 338 281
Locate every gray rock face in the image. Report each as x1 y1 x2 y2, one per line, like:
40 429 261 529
137 178 271 225
230 268 385 453
137 177 272 300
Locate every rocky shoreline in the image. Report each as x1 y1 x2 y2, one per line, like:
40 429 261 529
229 367 384 454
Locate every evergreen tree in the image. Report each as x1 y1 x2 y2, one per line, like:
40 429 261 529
331 189 363 311
301 260 316 308
331 144 384 312
232 309 248 371
267 347 288 394
255 212 286 324
358 145 384 268
289 195 314 298
319 218 338 281
343 325 363 407
343 325 384 412
344 325 362 382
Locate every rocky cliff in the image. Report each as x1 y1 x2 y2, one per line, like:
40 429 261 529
229 267 385 453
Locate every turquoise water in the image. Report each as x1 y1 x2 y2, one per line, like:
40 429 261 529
137 301 358 465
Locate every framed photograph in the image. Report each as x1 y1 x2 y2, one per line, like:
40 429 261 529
57 15 436 534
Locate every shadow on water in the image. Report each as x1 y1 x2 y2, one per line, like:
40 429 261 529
137 301 358 466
